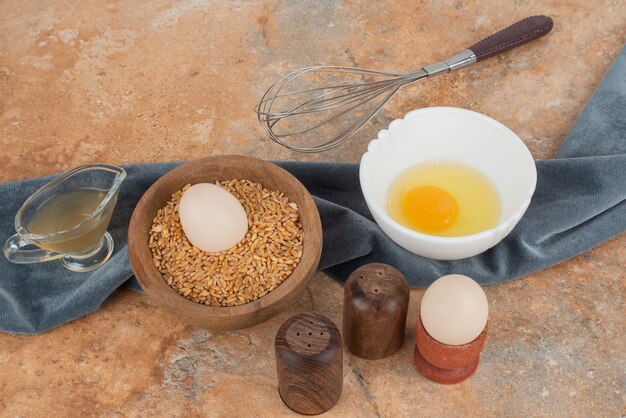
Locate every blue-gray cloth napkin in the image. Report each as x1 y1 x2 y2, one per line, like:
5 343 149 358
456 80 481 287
1 48 625 334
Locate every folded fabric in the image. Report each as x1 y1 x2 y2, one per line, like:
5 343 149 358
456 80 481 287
1 47 624 334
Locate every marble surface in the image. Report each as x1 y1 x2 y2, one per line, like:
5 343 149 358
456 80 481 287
1 1 625 416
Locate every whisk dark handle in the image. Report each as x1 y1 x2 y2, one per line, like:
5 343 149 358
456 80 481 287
469 15 553 61
423 15 553 76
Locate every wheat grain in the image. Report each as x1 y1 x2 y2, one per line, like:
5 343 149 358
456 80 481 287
149 180 304 307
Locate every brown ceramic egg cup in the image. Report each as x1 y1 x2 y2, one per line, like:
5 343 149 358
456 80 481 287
343 263 410 359
414 314 487 384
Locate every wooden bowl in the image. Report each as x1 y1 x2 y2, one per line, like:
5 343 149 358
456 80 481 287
128 155 323 330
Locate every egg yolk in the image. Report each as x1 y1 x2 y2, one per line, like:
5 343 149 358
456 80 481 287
402 185 458 232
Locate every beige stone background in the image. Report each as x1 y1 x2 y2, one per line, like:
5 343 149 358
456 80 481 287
1 0 625 416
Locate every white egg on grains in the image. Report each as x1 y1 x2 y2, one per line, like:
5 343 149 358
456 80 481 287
178 183 249 253
420 274 488 346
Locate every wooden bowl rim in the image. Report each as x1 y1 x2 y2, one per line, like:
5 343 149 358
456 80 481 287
128 155 322 321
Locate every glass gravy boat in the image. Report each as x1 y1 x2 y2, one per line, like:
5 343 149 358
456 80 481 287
4 164 126 272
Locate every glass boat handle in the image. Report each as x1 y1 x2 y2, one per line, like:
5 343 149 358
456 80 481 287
3 234 64 264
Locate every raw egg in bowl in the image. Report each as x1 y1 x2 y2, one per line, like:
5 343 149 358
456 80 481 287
360 107 537 260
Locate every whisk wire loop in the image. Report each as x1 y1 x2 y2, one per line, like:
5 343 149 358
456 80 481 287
256 65 426 152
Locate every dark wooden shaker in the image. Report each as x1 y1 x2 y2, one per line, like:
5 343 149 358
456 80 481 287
343 263 410 359
275 312 343 415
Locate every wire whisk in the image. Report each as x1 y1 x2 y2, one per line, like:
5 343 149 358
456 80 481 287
256 15 553 153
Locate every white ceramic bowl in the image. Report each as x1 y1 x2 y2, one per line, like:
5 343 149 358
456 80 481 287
360 107 537 260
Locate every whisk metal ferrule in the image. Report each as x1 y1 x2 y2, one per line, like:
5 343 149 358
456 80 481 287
423 49 477 77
